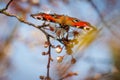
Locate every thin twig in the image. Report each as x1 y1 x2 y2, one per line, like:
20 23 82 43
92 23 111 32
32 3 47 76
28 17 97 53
0 11 64 45
46 36 51 79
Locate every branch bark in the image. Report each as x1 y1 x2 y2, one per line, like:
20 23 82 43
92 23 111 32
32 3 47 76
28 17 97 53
46 36 52 80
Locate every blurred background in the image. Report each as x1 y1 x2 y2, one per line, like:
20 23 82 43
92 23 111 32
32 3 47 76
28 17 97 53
0 0 120 80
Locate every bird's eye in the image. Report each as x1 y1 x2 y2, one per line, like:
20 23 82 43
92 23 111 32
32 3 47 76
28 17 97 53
73 19 79 22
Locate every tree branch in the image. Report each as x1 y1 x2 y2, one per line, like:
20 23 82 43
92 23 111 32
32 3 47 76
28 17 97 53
46 36 52 80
